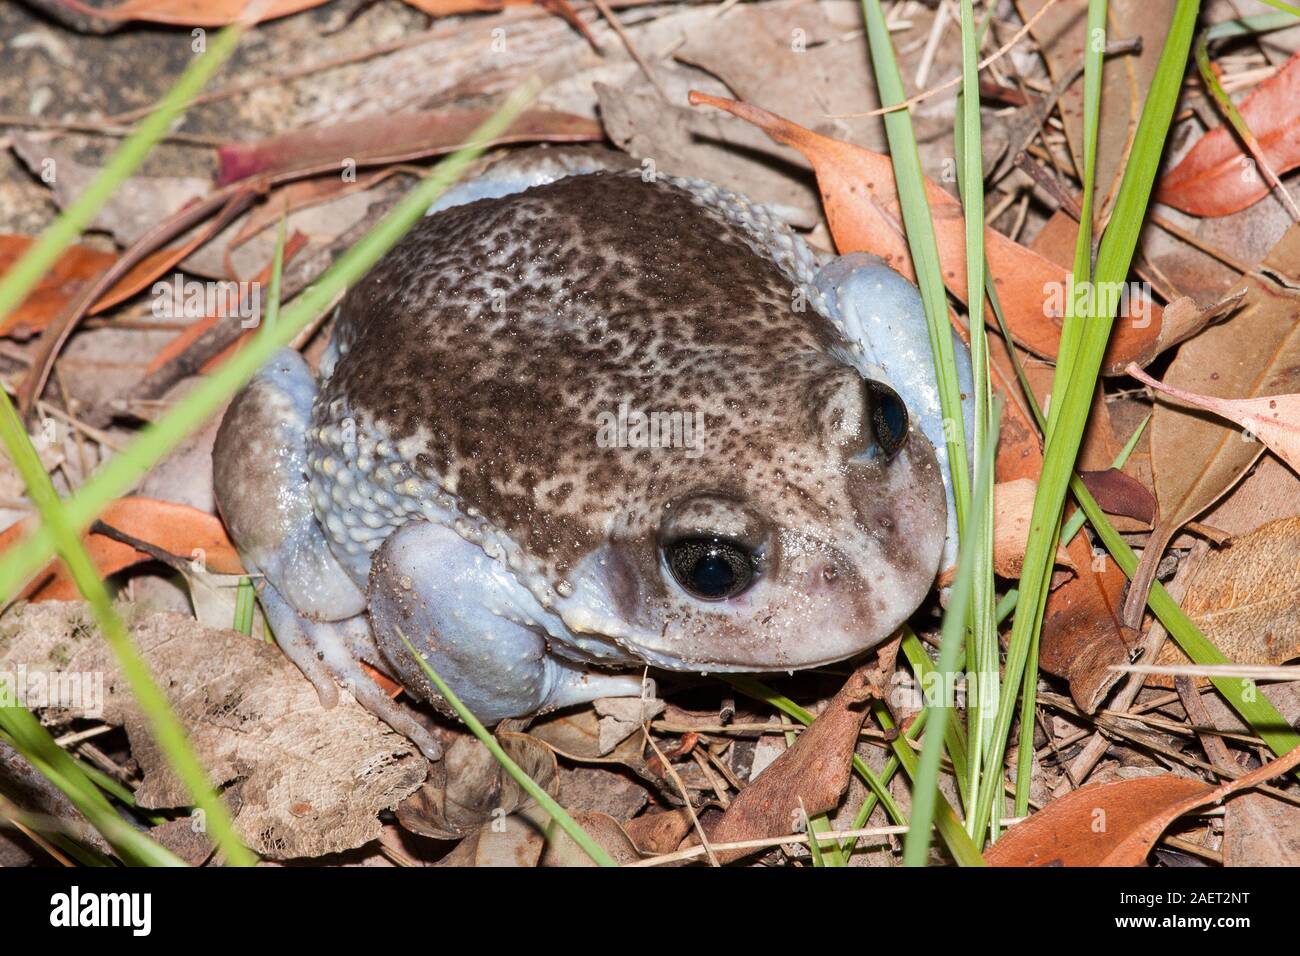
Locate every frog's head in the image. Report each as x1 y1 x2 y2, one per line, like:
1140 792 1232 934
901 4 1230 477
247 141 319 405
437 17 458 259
559 362 948 672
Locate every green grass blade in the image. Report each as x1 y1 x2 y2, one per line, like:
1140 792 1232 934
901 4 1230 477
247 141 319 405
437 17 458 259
0 712 184 865
395 629 617 867
872 700 986 866
0 392 254 865
905 400 999 866
860 0 972 539
900 630 969 806
973 0 1202 844
233 576 256 636
952 0 998 832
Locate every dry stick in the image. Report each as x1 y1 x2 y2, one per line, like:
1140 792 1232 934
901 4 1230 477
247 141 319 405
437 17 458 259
16 187 260 419
641 726 719 867
690 749 732 808
829 0 1065 119
592 0 672 101
0 115 225 148
102 0 671 128
0 797 75 867
629 816 1052 867
1176 675 1241 776
1040 690 1300 805
1053 541 1208 795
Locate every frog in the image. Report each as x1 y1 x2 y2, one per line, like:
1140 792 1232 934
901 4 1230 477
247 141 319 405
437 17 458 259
212 149 974 761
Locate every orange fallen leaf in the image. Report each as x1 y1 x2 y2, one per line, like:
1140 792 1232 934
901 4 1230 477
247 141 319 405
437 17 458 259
992 478 1074 578
1158 50 1300 217
986 742 1300 865
0 497 243 601
0 237 115 339
59 0 327 26
686 91 1162 373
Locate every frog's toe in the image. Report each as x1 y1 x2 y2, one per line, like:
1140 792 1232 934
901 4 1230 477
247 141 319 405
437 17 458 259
215 348 442 759
254 580 340 707
542 668 650 712
255 582 443 760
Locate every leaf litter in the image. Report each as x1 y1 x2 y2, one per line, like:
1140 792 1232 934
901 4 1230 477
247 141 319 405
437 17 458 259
0 0 1297 868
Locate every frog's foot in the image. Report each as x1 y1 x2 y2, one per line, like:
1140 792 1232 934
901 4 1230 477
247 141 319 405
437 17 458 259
254 584 444 760
813 253 975 571
368 520 646 726
213 347 443 760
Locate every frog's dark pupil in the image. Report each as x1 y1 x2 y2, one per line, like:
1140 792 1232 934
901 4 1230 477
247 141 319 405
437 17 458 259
665 537 754 601
866 380 908 458
692 552 735 597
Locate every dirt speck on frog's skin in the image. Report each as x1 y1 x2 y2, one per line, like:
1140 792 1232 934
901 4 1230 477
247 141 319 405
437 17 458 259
212 154 971 760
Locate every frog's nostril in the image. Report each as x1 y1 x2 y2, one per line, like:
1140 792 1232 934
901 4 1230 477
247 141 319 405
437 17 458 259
822 565 839 584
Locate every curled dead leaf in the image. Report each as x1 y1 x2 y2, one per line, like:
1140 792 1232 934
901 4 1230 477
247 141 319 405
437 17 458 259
396 731 557 840
695 662 883 865
986 744 1300 865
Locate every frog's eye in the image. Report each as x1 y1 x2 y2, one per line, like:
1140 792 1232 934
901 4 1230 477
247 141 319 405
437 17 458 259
664 537 756 601
866 380 908 460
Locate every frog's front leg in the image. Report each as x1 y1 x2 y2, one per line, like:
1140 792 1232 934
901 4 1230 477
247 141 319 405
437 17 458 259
213 349 444 760
367 521 645 725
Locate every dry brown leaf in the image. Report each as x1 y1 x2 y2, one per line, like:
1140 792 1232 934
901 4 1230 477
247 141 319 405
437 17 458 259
216 109 604 186
433 812 547 868
623 808 695 857
596 84 823 230
396 732 557 840
1078 468 1158 525
1147 516 1300 687
1125 222 1300 628
986 742 1300 866
534 808 642 866
992 478 1075 578
1159 51 1300 218
528 708 665 793
1130 363 1300 475
1223 792 1300 866
696 662 883 865
0 601 427 859
1202 454 1300 540
59 0 325 26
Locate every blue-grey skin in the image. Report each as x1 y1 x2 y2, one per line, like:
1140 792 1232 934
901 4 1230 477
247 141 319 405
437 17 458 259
213 150 973 761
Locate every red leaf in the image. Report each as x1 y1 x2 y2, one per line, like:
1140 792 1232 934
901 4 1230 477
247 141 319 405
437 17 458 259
1158 51 1300 217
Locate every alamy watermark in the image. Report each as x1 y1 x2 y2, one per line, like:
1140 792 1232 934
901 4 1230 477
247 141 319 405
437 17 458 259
151 274 261 328
595 400 705 458
1043 274 1151 328
0 664 104 719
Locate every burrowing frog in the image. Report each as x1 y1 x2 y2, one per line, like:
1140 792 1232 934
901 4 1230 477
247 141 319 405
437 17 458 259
213 150 973 760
